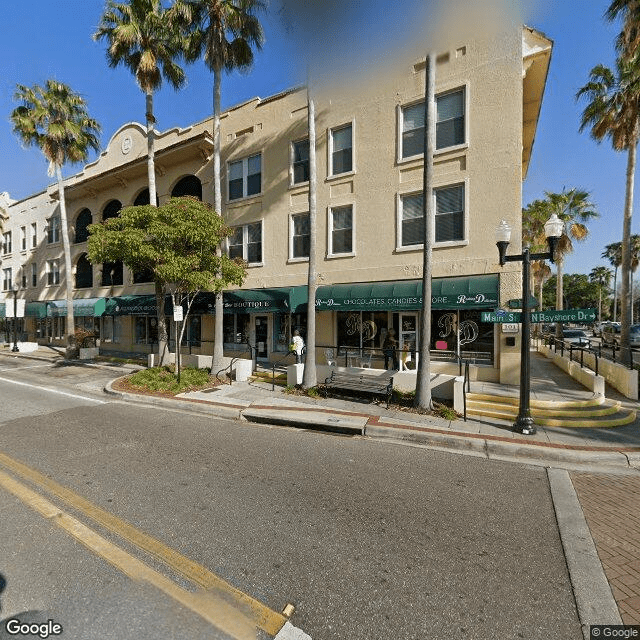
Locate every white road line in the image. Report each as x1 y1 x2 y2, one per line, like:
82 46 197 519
0 375 105 403
0 364 51 372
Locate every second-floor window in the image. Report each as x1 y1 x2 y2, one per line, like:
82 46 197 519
291 139 309 185
328 205 354 256
399 183 465 247
3 268 12 291
290 213 310 259
31 223 37 248
47 216 60 244
228 154 261 201
401 88 465 159
47 260 60 285
31 263 37 288
20 226 26 251
228 222 262 265
3 231 11 254
329 124 353 176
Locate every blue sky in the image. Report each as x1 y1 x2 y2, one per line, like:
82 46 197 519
0 0 633 278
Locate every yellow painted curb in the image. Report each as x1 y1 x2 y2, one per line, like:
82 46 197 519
466 393 605 409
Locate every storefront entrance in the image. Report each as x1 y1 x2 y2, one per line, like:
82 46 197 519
254 315 268 359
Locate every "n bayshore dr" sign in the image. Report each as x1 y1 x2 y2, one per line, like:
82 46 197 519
481 308 597 323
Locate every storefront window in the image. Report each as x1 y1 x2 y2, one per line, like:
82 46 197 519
134 316 159 345
430 309 493 363
337 311 388 352
223 313 250 345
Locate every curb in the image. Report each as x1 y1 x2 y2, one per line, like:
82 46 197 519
102 377 640 471
548 469 622 639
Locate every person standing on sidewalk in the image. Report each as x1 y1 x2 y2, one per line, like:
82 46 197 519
292 330 305 364
382 329 399 370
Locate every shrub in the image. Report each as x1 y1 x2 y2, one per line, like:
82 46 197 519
127 366 212 394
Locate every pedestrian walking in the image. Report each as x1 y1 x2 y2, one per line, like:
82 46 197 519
291 329 305 364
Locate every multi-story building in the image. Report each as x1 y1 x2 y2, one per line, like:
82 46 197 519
0 25 552 384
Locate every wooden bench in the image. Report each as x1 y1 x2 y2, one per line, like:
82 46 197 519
323 371 394 408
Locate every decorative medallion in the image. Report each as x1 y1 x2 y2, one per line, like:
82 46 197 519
121 135 133 155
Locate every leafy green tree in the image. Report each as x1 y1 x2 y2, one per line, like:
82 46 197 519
542 274 600 312
178 0 264 373
589 266 614 321
11 80 100 358
87 197 246 366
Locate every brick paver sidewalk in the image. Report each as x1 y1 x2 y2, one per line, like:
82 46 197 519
570 473 640 624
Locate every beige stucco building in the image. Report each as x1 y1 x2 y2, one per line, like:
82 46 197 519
0 24 552 384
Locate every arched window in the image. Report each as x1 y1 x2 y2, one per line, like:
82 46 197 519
101 261 123 287
75 208 92 243
75 254 93 289
171 175 202 200
102 199 122 222
133 189 158 206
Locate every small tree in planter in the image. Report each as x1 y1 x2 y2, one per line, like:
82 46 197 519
87 197 246 375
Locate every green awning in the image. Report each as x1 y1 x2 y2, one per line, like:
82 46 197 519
26 302 48 318
316 276 499 311
104 295 157 316
0 303 4 319
223 288 291 314
48 298 107 317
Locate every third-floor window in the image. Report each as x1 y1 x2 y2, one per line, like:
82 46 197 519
2 231 11 254
228 154 261 201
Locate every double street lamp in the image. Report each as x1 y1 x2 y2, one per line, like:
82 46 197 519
495 213 563 435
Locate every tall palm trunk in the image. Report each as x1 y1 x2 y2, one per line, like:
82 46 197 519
555 256 564 338
212 67 225 373
145 89 168 364
613 266 618 320
55 165 76 359
415 51 435 410
302 83 317 388
620 136 636 365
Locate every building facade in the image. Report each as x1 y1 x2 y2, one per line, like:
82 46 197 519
0 25 552 384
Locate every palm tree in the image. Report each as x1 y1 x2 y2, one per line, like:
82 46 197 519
94 0 187 364
577 57 640 365
11 80 100 358
602 241 623 320
179 0 265 373
544 189 598 317
590 266 613 321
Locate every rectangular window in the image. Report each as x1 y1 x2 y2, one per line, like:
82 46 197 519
48 216 60 244
20 227 26 251
329 205 353 255
401 88 465 159
47 260 60 285
3 268 11 291
400 194 424 247
31 263 37 288
291 213 310 259
21 270 27 288
31 223 37 248
292 139 309 184
435 184 464 243
228 153 261 200
223 312 250 345
399 184 465 246
3 232 11 254
330 124 353 175
228 222 262 265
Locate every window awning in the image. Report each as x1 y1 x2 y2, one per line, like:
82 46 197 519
104 295 157 316
47 298 107 317
315 276 499 311
0 301 48 318
223 287 307 314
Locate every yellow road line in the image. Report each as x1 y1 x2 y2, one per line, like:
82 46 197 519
0 469 256 640
0 452 287 636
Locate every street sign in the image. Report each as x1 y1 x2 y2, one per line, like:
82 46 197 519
173 305 183 322
481 308 597 323
507 297 538 309
530 308 596 323
481 311 521 323
5 299 25 318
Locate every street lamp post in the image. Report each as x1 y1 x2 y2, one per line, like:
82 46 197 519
495 214 563 434
11 283 19 353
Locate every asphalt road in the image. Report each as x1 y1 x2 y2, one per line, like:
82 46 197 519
0 355 583 639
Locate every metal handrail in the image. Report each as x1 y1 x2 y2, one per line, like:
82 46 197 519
214 341 253 384
463 360 470 422
271 349 299 391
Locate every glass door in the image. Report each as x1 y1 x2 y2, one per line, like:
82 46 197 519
254 315 268 359
399 313 418 370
